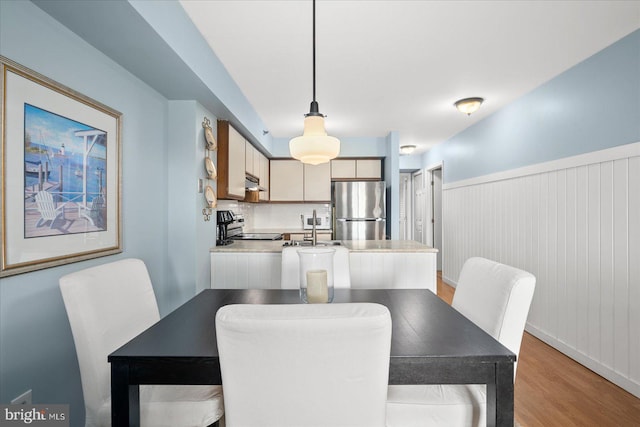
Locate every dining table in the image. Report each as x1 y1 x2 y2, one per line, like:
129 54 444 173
108 288 515 427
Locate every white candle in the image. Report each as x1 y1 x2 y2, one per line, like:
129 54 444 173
306 269 328 303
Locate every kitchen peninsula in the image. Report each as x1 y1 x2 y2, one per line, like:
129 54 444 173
210 240 438 291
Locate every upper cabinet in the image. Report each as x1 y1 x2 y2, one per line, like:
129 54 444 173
217 121 246 200
304 162 331 201
331 158 383 180
270 160 304 201
259 154 269 201
245 141 256 176
270 160 331 202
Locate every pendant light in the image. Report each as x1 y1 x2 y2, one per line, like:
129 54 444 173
289 0 340 165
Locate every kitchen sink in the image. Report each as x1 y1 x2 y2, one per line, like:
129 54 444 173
282 240 342 247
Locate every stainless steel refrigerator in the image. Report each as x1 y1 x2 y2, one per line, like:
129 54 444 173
333 181 386 240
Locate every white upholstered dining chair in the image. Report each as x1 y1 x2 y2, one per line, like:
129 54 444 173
386 257 536 427
216 303 392 427
280 245 352 289
59 258 224 427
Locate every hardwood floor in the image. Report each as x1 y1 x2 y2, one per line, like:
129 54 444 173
436 274 640 426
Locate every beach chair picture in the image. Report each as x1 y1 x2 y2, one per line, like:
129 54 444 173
23 104 108 238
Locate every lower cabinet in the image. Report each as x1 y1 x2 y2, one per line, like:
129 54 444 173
211 253 282 289
348 252 436 290
211 250 436 291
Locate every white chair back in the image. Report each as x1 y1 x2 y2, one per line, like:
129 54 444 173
452 257 536 376
386 257 536 427
216 303 392 427
59 258 160 426
281 245 351 289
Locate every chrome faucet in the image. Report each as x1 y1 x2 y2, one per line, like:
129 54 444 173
312 209 317 246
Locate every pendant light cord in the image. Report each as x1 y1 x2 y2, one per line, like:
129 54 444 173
307 0 321 116
312 0 316 103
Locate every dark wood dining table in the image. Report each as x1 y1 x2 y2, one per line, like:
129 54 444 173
109 288 515 427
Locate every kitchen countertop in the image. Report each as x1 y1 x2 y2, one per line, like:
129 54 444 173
246 228 332 234
211 240 437 253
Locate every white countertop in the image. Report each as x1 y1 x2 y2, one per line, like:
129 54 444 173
211 240 437 253
247 228 332 234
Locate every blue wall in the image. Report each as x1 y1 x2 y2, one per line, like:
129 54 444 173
0 1 171 422
423 29 640 183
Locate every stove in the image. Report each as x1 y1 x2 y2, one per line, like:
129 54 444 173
217 210 283 243
231 233 283 241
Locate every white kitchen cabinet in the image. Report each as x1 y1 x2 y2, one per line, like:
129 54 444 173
331 159 382 180
270 159 303 201
217 121 246 200
304 163 331 201
331 159 356 179
349 252 435 291
259 152 269 201
211 253 281 289
210 244 436 291
245 141 255 176
356 159 382 179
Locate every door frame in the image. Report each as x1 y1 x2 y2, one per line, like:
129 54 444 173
399 172 413 240
424 162 443 271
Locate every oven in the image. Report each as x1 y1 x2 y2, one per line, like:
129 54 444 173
217 210 283 244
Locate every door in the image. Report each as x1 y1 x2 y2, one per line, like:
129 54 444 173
334 181 385 219
432 168 443 270
412 171 425 243
335 218 386 240
399 173 412 240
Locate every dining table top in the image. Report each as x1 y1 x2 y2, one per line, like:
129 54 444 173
109 288 514 365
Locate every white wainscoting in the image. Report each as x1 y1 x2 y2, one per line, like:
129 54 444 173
441 142 640 398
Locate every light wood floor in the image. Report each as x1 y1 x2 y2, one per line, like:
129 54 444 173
436 274 640 426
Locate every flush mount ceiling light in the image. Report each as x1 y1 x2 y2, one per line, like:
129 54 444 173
454 97 484 115
400 145 416 155
289 0 340 165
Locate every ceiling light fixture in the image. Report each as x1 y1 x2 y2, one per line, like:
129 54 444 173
289 0 340 165
400 145 416 155
454 97 484 115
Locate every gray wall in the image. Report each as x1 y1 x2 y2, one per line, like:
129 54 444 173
422 29 640 183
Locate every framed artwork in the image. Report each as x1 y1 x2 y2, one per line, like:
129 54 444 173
1 56 122 277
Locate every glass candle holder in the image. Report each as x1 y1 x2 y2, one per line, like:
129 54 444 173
297 248 335 303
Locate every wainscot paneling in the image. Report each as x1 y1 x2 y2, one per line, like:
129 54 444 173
441 142 640 398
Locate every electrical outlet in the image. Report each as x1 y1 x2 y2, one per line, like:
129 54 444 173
10 389 32 405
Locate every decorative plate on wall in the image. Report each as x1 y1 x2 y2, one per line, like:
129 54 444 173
205 157 217 180
205 185 217 208
204 126 217 151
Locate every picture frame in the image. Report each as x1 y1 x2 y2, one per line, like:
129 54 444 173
1 56 122 277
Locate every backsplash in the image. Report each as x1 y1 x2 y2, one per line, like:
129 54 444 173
216 200 331 231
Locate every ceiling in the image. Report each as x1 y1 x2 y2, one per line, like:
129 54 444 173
179 0 640 155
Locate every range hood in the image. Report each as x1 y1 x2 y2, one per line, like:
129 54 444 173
245 174 266 192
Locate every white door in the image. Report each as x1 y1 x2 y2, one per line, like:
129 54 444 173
432 168 443 270
399 173 412 240
412 171 425 243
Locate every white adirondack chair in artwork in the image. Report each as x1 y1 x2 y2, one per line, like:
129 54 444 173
35 190 65 228
78 195 105 227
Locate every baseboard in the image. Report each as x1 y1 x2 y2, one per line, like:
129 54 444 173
525 324 640 399
441 275 458 289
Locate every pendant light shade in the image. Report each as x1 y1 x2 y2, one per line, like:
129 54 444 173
290 115 340 165
289 0 340 164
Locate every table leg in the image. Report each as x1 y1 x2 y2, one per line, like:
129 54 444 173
487 361 514 427
111 362 140 427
